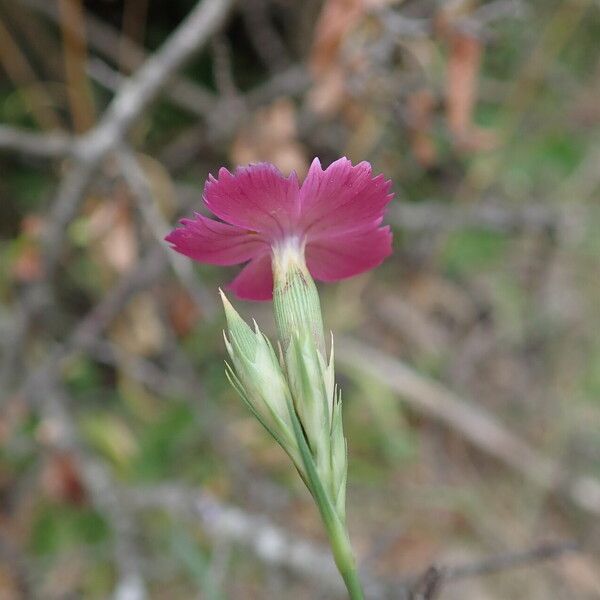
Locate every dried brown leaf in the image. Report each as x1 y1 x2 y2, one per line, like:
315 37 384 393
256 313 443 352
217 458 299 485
41 452 87 506
87 195 138 274
445 29 497 151
310 0 365 76
166 286 200 337
446 31 482 140
407 88 438 167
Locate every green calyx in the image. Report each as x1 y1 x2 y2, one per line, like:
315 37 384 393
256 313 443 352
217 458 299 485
220 282 346 525
272 238 325 354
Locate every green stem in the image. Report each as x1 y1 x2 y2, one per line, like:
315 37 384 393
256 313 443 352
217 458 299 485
324 513 364 600
273 256 363 597
287 395 364 598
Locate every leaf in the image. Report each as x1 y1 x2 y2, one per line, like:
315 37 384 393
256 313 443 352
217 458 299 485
80 414 138 470
445 29 497 151
308 0 365 116
446 31 482 141
166 286 200 337
85 193 138 274
41 452 87 506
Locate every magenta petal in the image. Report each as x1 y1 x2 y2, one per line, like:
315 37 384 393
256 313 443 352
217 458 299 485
165 213 266 265
306 226 392 282
203 164 300 239
298 157 393 236
228 253 274 301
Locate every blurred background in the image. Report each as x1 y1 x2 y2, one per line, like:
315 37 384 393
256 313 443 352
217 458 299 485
1 0 599 598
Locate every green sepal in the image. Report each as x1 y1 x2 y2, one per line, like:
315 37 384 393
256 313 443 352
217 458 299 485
330 387 347 522
220 289 256 360
273 247 325 354
285 332 332 483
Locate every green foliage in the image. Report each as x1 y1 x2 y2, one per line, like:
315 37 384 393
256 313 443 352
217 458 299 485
30 504 108 556
133 404 197 480
442 229 509 275
169 526 226 600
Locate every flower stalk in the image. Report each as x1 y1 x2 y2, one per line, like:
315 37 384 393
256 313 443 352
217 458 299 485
222 243 364 599
167 157 394 599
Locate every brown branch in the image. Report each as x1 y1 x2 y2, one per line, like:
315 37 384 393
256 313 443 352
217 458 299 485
0 17 63 130
405 540 580 600
119 0 149 73
58 0 96 131
117 146 217 315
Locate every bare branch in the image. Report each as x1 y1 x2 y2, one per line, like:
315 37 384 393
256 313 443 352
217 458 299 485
337 338 600 517
389 201 563 235
6 0 235 364
123 483 348 596
210 34 239 99
241 0 291 73
245 64 310 106
123 483 581 600
34 381 148 600
22 245 168 403
404 540 580 600
20 0 217 116
78 0 233 161
441 540 580 581
117 146 217 315
0 125 73 157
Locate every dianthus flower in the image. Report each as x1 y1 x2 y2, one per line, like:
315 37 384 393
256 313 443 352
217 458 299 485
165 157 393 300
166 157 394 600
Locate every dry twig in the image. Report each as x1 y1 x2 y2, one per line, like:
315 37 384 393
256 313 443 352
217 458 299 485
117 146 217 315
338 338 600 517
20 0 217 116
123 483 581 600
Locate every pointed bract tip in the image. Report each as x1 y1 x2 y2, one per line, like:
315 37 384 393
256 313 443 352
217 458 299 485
219 288 236 317
252 318 261 334
218 288 257 359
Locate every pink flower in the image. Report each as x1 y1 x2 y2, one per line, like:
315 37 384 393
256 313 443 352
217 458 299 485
165 157 393 300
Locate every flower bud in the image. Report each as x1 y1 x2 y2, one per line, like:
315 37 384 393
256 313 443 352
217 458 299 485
285 332 331 478
330 390 347 522
220 291 303 472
